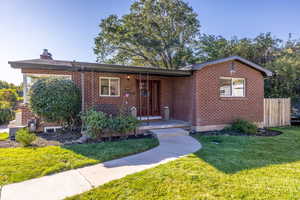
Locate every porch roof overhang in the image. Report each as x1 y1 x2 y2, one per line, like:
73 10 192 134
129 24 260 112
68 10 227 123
8 59 192 77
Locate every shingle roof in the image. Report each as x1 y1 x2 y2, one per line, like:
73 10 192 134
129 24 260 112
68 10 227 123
9 56 273 77
8 59 191 77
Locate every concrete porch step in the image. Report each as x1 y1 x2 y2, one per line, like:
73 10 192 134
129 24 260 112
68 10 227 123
149 128 190 138
138 120 191 131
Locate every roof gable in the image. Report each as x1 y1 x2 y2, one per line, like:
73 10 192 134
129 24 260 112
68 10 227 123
185 56 273 76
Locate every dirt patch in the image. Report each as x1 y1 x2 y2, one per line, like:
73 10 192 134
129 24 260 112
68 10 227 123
198 128 282 137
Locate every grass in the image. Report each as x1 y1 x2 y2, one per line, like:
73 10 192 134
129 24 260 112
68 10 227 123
0 132 9 141
66 127 300 200
0 137 159 185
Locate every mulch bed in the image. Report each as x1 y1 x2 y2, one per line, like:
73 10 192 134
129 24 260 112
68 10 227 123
0 140 20 148
198 128 282 137
0 130 154 148
37 130 82 144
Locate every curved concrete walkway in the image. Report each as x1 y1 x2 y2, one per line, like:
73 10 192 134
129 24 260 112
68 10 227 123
1 129 201 200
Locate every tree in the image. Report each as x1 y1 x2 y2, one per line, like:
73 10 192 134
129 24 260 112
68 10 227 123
196 32 282 65
264 50 300 100
94 0 200 69
0 89 18 107
29 78 81 127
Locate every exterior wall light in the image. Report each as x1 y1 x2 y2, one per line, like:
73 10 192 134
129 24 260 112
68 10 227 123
230 62 236 74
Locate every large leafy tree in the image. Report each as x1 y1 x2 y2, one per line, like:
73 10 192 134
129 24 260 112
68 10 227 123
196 32 282 65
94 0 200 69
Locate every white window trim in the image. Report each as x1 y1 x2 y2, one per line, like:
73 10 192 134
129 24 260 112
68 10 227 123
44 126 62 133
220 77 245 97
99 77 120 97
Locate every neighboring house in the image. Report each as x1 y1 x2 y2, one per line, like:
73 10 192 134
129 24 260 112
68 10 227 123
9 49 272 132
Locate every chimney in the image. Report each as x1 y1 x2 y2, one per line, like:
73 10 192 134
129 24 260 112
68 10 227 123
40 49 53 59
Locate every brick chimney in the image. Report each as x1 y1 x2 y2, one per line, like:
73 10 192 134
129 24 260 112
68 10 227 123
40 49 53 59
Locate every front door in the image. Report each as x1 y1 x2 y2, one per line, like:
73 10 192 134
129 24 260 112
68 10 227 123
137 80 160 116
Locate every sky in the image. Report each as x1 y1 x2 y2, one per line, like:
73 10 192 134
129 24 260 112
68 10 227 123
1 0 299 84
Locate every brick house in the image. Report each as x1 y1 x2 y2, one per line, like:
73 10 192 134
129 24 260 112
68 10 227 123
9 50 272 132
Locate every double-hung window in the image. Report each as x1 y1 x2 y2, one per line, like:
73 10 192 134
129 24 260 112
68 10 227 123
220 77 245 97
100 77 120 97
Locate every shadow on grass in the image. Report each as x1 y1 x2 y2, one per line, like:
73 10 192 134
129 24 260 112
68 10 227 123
193 126 300 174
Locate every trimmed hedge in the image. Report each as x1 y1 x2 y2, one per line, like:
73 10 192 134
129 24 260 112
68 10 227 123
29 78 81 126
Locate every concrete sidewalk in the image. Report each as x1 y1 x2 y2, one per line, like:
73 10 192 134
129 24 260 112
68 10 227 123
0 129 201 200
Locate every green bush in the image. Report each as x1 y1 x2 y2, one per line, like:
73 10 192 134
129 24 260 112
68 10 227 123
111 115 139 135
15 128 37 147
29 78 81 127
81 109 108 139
81 109 139 139
0 101 14 125
226 119 258 134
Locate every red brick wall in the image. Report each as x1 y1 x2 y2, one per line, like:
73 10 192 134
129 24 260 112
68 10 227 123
83 72 173 114
21 69 174 123
171 76 194 122
193 61 264 127
18 104 35 125
22 61 265 130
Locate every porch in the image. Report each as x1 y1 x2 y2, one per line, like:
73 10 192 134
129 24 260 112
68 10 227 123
138 120 191 131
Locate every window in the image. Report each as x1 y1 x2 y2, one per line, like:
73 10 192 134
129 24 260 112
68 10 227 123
100 77 120 97
220 77 245 97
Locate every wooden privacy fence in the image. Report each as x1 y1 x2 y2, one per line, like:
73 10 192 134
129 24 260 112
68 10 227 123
264 98 291 127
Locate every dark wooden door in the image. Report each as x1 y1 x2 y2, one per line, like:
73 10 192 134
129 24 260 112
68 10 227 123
137 80 160 116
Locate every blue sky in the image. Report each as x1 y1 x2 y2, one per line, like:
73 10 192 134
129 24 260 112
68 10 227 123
1 0 299 84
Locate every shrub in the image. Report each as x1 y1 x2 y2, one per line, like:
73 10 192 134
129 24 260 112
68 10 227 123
15 128 37 147
81 109 108 139
111 115 139 135
227 119 258 134
29 78 81 127
0 101 14 125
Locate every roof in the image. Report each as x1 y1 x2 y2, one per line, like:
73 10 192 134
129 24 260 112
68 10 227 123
181 56 273 76
8 56 272 77
8 59 191 77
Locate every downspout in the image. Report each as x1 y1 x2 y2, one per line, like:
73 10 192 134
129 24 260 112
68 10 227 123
80 66 85 112
92 71 95 106
23 74 28 104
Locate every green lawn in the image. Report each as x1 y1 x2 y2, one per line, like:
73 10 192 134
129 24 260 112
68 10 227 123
0 132 9 141
0 137 158 185
67 127 300 200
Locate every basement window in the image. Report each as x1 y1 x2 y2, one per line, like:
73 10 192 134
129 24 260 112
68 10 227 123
100 77 120 97
44 126 62 133
220 77 245 97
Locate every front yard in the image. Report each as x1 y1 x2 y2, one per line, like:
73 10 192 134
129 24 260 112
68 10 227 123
67 127 300 200
0 137 159 185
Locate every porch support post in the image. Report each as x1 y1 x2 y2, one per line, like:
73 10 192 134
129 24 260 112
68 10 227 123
23 74 28 104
